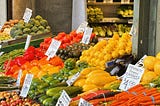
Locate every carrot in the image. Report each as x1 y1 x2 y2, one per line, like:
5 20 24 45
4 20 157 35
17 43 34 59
110 100 127 106
89 97 115 105
128 84 144 92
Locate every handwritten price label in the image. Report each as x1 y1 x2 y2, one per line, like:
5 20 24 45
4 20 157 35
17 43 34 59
16 70 22 86
56 90 71 106
78 98 93 106
23 8 32 23
81 27 93 44
45 39 61 60
24 35 32 50
76 21 88 33
66 72 80 86
119 64 144 91
135 55 147 68
20 74 33 97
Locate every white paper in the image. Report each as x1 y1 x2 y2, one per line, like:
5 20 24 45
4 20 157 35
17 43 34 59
0 45 2 49
76 21 88 33
78 98 93 106
23 8 32 23
56 90 71 106
119 64 144 91
24 35 32 50
129 25 136 36
20 74 33 97
81 27 93 44
135 55 147 68
0 52 4 56
0 26 2 30
45 39 61 60
16 70 22 86
66 72 80 86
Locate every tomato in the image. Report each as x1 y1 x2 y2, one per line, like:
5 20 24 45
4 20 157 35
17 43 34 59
62 36 70 43
77 33 83 39
44 37 52 43
91 33 96 39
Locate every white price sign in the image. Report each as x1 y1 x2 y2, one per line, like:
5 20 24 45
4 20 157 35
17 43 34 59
81 27 93 44
24 35 32 50
129 25 136 36
56 90 71 106
76 21 88 33
0 52 4 56
0 45 2 49
135 55 147 68
78 98 93 106
66 72 80 86
119 64 144 91
23 8 32 23
20 74 33 97
0 26 2 30
45 39 61 60
16 70 22 86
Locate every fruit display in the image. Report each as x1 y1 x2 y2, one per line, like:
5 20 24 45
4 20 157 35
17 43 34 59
87 7 103 23
0 32 12 42
92 26 106 37
73 67 119 92
0 19 19 33
0 49 24 72
10 15 51 38
117 6 133 18
56 42 97 60
0 91 40 106
40 31 96 51
80 33 132 69
140 52 160 84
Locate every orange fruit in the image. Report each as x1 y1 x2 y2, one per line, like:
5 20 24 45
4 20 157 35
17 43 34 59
156 52 160 59
154 61 160 75
144 56 156 71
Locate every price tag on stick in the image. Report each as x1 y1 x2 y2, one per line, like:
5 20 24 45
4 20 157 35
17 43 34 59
66 72 80 86
76 21 88 33
135 55 147 68
16 70 22 86
23 8 32 23
78 98 93 106
129 25 136 36
45 39 61 60
24 35 32 50
56 90 71 106
119 64 144 91
81 27 93 44
20 74 33 97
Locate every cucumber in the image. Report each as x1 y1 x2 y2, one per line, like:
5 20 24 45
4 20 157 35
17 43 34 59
39 95 49 103
43 97 54 106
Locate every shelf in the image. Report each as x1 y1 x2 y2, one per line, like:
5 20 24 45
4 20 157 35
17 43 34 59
87 2 134 6
89 18 133 24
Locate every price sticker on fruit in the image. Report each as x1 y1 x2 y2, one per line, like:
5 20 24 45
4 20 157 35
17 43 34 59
56 90 71 106
66 72 80 86
23 8 32 23
76 21 88 33
45 39 61 60
78 98 93 106
119 64 144 91
20 74 33 97
81 27 93 44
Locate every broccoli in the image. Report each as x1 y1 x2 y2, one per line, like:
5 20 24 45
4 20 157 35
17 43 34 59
36 30 43 35
14 29 23 36
25 23 32 28
38 26 45 31
23 28 31 34
35 15 43 21
40 19 48 27
46 26 51 31
31 26 38 32
34 20 41 27
30 32 36 36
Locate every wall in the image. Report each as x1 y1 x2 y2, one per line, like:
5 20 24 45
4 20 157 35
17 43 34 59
0 0 7 25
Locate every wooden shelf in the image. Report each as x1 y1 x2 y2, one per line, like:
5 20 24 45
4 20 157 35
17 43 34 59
87 2 134 6
89 18 133 24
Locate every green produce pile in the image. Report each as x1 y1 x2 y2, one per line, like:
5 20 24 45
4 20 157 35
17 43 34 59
87 7 103 23
10 15 51 38
0 49 24 71
93 26 106 37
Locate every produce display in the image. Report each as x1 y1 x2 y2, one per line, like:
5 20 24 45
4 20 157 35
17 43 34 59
0 19 19 33
92 26 106 37
87 7 103 23
117 6 133 18
0 32 12 42
0 91 40 106
80 33 132 69
10 15 51 38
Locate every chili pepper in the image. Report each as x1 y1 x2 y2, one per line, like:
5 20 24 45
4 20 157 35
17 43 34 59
23 53 35 61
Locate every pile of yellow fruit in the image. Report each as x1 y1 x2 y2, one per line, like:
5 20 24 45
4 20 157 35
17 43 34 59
141 52 160 84
73 67 118 91
80 33 132 69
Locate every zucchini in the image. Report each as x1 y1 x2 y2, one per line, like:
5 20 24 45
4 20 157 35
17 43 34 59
43 97 54 106
39 95 49 103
